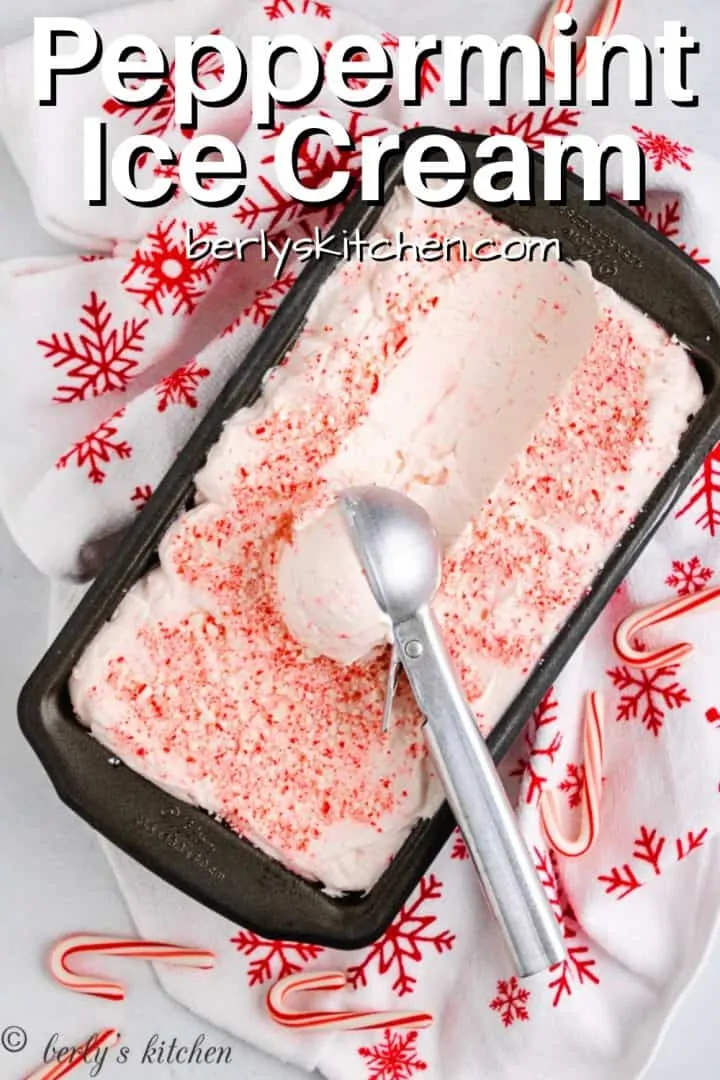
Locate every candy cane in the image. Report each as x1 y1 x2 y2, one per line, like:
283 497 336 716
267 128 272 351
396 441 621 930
540 692 604 858
266 971 433 1032
23 1029 120 1080
613 584 720 670
536 0 574 81
49 935 215 1001
536 0 624 81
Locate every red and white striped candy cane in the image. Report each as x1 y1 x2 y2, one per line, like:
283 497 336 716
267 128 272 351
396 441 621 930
536 0 624 81
540 692 604 858
49 935 215 1001
535 0 574 80
613 584 720 670
266 971 433 1032
23 1029 120 1080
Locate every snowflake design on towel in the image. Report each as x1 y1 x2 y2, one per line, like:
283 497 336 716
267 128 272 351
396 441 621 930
378 32 441 98
450 827 469 860
55 408 132 485
102 29 225 141
676 828 709 861
358 1029 428 1080
347 874 455 997
489 976 531 1027
633 196 711 266
154 360 211 412
264 0 332 19
229 930 325 987
488 107 581 150
321 40 371 92
509 688 563 806
634 197 681 237
38 291 148 404
631 126 694 172
234 176 313 233
297 111 390 190
607 660 691 737
599 823 709 898
676 443 720 538
534 847 600 1007
236 112 389 233
130 484 153 509
665 556 714 596
122 220 219 317
558 762 586 808
221 271 298 338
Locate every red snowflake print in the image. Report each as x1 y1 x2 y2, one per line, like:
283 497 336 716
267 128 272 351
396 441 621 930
38 291 147 405
676 442 720 538
122 220 219 317
678 244 711 266
534 847 600 1007
665 556 714 596
598 823 683 897
558 762 586 809
264 0 332 19
634 198 680 238
155 360 211 412
296 110 389 199
131 484 153 509
676 827 708 861
597 862 643 900
102 29 224 141
321 40 368 91
607 660 690 737
633 825 665 875
55 408 132 485
378 33 439 98
631 126 693 172
234 177 308 233
153 160 219 201
358 1029 427 1080
633 198 711 266
230 929 325 987
509 689 563 806
79 253 107 263
489 976 531 1027
450 828 469 860
347 874 455 997
418 59 441 98
706 707 720 727
488 107 582 151
222 272 298 338
237 112 389 232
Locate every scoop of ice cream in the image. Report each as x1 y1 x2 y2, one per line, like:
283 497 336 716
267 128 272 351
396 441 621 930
276 257 600 665
276 502 392 663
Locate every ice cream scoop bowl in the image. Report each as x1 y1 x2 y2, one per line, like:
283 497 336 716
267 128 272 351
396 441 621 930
339 485 566 977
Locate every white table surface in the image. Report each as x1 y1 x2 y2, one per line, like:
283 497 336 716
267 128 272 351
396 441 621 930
1 1 719 1077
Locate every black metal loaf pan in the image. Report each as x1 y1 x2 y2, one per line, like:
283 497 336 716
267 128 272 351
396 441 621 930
18 129 720 949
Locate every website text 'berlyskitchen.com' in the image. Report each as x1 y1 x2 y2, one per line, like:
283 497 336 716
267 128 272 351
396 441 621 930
185 227 562 280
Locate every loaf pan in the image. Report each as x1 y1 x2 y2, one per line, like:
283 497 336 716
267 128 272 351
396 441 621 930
18 128 720 949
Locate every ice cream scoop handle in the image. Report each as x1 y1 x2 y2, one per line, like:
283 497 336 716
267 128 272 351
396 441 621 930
393 607 566 977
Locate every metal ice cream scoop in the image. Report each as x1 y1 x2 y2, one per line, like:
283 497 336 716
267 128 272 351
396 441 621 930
339 484 566 978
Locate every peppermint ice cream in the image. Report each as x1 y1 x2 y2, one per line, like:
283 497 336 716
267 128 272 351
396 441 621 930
70 189 704 893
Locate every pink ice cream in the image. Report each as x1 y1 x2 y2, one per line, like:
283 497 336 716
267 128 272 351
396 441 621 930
70 189 704 893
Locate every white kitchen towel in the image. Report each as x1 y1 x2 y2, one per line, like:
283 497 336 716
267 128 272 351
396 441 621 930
10 0 720 1076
